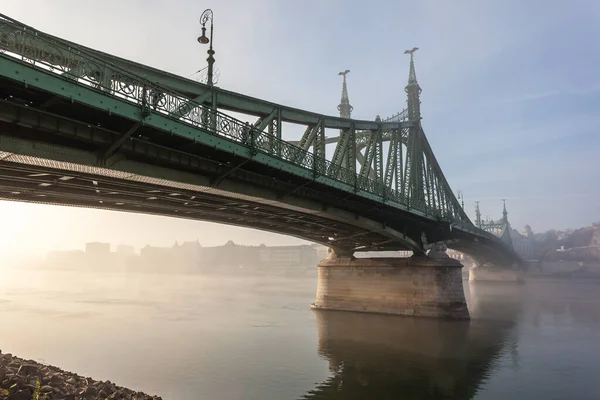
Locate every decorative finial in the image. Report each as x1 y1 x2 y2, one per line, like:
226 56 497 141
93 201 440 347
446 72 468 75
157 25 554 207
403 47 419 58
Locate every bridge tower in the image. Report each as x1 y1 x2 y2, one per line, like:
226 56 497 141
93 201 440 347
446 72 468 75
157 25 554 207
469 200 523 283
332 70 355 175
337 70 353 119
403 47 425 209
312 50 469 319
404 47 422 122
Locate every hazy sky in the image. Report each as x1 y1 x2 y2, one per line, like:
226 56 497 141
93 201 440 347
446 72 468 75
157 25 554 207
1 0 599 256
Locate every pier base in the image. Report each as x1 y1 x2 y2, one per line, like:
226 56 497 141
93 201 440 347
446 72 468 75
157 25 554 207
311 250 469 319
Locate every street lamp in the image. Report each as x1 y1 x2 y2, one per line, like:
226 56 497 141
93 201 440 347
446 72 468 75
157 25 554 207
197 9 215 86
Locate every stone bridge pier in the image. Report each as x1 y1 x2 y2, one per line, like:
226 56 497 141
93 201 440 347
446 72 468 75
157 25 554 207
311 244 470 319
468 263 525 283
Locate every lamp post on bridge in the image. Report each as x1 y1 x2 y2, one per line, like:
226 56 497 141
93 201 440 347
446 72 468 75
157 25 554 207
197 9 215 86
457 190 464 209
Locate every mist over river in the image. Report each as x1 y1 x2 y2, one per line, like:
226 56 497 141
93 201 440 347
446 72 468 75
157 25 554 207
1 267 599 399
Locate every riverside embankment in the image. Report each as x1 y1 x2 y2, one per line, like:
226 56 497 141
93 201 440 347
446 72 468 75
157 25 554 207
0 350 162 400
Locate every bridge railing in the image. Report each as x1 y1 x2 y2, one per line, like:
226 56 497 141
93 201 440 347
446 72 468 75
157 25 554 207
0 14 510 245
382 109 408 122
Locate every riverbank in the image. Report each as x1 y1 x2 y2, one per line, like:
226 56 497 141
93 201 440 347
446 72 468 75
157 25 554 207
0 350 161 400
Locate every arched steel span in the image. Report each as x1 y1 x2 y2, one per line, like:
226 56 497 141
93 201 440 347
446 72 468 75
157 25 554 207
0 13 521 267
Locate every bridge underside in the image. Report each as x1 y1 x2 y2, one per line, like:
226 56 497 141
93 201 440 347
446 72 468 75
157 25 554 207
0 151 519 268
445 238 521 268
0 157 397 251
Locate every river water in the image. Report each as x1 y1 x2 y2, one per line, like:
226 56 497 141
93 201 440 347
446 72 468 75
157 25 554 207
1 267 599 399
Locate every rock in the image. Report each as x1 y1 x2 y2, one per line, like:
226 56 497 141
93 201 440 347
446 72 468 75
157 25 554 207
0 353 161 399
24 384 36 392
7 389 32 400
27 376 40 385
52 386 65 397
49 374 62 385
16 364 39 376
84 385 98 396
40 384 54 393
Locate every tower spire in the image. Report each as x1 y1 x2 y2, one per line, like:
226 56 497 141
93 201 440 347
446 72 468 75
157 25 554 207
404 47 422 122
502 199 508 222
337 70 353 119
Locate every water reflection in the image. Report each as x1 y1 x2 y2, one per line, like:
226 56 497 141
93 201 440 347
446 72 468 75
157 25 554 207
303 284 525 400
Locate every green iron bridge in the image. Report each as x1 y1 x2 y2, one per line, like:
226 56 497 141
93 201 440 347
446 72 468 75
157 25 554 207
0 14 520 266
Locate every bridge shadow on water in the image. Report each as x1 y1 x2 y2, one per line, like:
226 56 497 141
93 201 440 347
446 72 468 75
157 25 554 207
301 284 525 400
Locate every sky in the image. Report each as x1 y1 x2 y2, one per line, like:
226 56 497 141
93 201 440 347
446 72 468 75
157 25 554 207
0 0 599 257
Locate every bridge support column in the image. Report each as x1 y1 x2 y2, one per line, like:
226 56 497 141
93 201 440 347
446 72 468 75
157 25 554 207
468 264 524 283
311 245 469 319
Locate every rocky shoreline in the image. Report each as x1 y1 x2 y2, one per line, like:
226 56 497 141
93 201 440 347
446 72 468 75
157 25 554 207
0 350 162 400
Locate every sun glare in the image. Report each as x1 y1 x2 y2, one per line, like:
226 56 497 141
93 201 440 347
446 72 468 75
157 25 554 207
0 201 42 256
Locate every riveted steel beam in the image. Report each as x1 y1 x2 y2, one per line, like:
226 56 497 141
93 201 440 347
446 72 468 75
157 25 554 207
101 122 141 160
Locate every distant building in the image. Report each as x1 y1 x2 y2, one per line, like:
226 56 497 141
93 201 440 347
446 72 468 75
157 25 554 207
134 241 324 273
513 237 535 260
510 228 536 260
115 245 135 255
258 245 317 266
355 250 413 258
140 245 172 260
85 242 110 255
175 241 203 272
